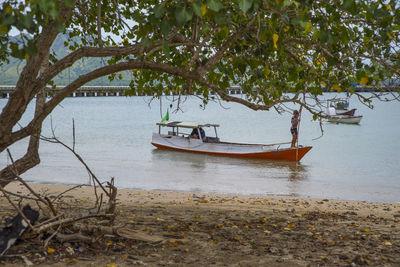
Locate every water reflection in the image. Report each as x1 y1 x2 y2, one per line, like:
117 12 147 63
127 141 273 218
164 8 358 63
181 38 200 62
151 149 207 170
151 148 309 183
288 163 308 181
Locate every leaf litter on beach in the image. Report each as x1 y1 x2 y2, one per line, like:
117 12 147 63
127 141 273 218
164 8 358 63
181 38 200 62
1 188 400 266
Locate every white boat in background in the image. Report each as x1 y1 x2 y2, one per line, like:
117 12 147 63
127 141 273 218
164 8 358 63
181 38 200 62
328 97 350 110
327 115 363 124
326 100 362 124
336 108 356 116
151 121 312 162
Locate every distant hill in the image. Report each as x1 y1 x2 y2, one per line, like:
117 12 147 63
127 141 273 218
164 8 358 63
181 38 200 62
0 33 131 86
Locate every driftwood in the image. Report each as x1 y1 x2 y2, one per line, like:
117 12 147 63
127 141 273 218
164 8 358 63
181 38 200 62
116 228 165 243
0 126 120 258
21 255 34 266
55 232 94 243
71 223 164 243
0 121 163 264
5 149 57 216
35 206 115 233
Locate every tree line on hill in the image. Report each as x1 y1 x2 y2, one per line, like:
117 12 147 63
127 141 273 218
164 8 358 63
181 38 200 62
0 33 131 86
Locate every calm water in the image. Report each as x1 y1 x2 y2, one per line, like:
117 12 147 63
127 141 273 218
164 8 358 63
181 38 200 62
1 94 399 202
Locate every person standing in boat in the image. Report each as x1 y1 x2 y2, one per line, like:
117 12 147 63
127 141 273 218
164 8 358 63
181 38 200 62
290 110 300 148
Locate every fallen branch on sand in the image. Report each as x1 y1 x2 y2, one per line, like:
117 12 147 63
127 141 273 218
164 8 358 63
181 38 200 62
0 122 121 258
0 121 182 264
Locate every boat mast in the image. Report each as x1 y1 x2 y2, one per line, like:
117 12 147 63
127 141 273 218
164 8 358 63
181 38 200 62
296 94 305 161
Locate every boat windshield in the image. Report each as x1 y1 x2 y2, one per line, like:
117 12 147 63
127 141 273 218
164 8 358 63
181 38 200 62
156 121 220 140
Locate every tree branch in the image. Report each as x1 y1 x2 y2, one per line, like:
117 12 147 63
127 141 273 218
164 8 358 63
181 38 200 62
0 2 74 155
198 15 258 75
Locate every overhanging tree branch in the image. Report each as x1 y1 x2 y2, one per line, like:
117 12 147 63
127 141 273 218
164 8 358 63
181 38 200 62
0 3 74 154
198 15 258 75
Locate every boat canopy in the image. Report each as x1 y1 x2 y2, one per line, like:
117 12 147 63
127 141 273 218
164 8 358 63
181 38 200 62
328 97 348 102
156 121 219 128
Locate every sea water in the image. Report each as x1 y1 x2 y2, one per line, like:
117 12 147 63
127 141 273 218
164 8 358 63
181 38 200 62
1 93 399 202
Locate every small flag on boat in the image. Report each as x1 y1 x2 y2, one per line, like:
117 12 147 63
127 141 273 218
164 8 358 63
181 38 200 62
161 109 169 122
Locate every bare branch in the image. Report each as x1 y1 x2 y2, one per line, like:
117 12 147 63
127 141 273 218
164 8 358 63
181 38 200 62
35 205 115 233
52 184 87 202
5 149 54 212
43 224 62 248
40 133 110 198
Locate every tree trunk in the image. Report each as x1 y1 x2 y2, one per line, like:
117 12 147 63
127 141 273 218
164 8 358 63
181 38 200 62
0 49 49 188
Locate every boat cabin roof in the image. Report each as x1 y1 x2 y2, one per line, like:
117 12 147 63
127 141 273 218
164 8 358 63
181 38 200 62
328 97 349 102
156 121 219 129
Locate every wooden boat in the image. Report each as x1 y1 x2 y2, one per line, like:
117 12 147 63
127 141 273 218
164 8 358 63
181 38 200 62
327 115 363 124
326 98 362 124
336 108 356 116
151 121 312 162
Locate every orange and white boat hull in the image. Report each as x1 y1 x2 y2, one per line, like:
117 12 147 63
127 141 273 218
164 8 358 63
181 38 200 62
151 133 311 162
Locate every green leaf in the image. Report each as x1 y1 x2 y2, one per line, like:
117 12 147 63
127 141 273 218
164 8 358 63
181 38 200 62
0 24 9 35
160 22 171 35
284 0 299 7
2 15 16 25
343 0 353 11
200 23 210 35
37 0 50 13
219 26 230 39
238 62 247 74
298 20 307 28
318 30 328 42
355 70 365 81
214 13 226 25
18 14 34 29
48 4 59 19
162 40 170 57
154 6 165 18
259 31 268 42
192 1 202 17
238 0 253 13
11 47 25 59
206 0 223 12
54 20 65 32
64 0 74 8
343 0 357 14
373 8 387 19
141 38 150 47
25 40 37 56
175 6 193 25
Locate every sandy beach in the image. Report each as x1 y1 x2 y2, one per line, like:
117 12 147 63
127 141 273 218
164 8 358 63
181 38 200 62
1 182 399 266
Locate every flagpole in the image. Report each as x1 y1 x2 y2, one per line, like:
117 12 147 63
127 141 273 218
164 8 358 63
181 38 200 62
160 97 163 120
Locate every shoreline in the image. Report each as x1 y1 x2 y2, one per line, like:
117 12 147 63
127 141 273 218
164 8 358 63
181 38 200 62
0 182 400 222
1 182 400 266
4 180 400 203
3 182 400 218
